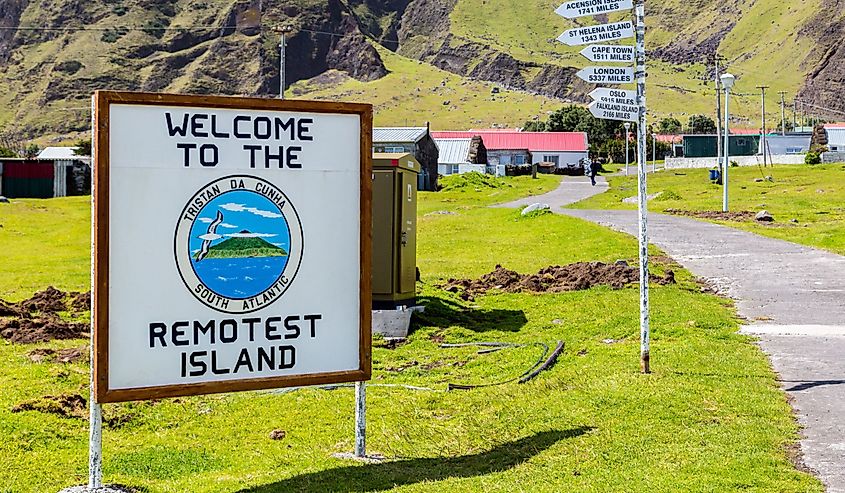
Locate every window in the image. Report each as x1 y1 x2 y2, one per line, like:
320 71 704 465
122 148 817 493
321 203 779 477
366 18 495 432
451 164 459 174
831 146 839 151
543 155 560 165
384 146 405 153
786 147 804 154
500 154 512 165
736 139 746 147
514 155 526 165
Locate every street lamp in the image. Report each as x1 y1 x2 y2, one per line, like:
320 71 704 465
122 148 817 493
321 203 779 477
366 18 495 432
720 73 736 212
274 26 293 99
624 122 631 176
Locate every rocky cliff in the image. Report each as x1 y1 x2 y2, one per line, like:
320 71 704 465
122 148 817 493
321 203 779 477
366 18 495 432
1 0 844 138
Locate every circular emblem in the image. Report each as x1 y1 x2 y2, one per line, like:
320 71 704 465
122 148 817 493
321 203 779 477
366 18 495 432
175 175 303 314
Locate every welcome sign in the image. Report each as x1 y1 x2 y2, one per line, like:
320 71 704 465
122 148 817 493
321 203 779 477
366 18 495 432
92 91 372 403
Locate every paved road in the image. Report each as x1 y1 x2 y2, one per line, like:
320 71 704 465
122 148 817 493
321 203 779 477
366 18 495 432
501 177 845 492
496 175 608 209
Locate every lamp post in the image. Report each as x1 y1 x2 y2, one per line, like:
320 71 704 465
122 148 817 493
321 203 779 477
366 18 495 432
651 132 656 173
624 122 631 176
720 73 735 212
274 26 293 99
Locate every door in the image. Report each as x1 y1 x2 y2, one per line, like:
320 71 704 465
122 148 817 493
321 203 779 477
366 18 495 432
398 170 417 294
371 170 395 295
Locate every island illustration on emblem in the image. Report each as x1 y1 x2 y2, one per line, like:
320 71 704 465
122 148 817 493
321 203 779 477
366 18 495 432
187 189 291 300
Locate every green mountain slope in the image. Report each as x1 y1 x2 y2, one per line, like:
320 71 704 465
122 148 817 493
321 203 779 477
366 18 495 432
200 233 287 259
0 0 843 140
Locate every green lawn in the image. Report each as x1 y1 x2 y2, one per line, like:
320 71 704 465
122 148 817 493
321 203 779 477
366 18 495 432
0 178 821 492
571 163 845 256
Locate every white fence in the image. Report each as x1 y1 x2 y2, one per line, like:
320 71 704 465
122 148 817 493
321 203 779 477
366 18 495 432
664 154 806 169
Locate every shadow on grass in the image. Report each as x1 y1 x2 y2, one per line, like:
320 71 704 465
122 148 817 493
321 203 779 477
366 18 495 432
413 295 527 333
239 428 591 493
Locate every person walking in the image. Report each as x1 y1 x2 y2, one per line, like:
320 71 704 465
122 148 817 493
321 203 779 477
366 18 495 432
584 158 598 186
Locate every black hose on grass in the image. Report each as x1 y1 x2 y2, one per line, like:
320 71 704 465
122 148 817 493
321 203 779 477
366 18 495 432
441 341 564 390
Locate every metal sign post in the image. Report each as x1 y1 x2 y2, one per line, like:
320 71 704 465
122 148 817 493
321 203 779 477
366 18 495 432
557 0 648 373
634 0 650 374
354 381 366 457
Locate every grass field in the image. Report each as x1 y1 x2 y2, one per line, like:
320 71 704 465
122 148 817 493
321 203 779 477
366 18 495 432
0 177 822 492
570 163 845 256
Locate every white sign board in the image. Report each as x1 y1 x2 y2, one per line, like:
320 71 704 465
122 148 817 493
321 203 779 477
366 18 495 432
555 0 633 19
580 44 635 63
93 91 372 403
589 87 637 105
557 21 634 46
577 66 634 84
589 100 638 122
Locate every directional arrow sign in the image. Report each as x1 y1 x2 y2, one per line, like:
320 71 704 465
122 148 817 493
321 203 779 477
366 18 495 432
555 0 633 19
577 66 634 84
589 87 637 106
589 100 638 122
558 20 634 46
580 44 635 63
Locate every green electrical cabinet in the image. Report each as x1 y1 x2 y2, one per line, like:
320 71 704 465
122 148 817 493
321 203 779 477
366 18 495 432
372 153 420 309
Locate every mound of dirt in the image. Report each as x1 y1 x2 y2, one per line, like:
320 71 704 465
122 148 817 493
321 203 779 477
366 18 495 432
0 287 90 343
664 209 755 221
441 263 675 300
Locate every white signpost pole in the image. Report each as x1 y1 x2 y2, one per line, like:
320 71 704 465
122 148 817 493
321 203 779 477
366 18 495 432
557 0 647 374
634 0 650 374
88 94 104 492
354 380 366 457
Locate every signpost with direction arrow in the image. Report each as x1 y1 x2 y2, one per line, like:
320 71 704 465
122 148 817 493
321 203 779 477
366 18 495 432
580 44 635 63
557 20 633 46
555 0 650 374
555 0 634 18
577 66 634 84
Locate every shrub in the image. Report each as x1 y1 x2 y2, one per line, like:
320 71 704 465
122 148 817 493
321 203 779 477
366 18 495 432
805 151 822 165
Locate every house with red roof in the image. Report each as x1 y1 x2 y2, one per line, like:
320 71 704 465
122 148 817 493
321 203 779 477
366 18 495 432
431 131 589 171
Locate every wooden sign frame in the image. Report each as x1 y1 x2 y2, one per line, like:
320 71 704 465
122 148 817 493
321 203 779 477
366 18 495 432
93 91 372 403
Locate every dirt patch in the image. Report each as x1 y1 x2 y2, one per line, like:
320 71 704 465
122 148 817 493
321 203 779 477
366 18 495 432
12 393 87 419
665 209 755 221
71 291 91 312
1 315 88 344
0 287 90 343
26 346 88 364
440 263 675 301
18 286 68 313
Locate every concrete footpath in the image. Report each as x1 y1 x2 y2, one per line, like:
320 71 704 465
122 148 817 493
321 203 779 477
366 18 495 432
503 176 845 492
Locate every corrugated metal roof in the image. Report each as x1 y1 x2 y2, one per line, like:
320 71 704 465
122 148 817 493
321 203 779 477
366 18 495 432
655 134 682 144
826 127 845 147
431 131 588 152
37 146 80 159
434 138 472 164
373 127 428 143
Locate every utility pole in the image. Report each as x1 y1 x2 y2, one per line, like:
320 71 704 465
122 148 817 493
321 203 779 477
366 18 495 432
779 91 787 135
757 85 769 167
275 27 292 99
715 55 723 167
